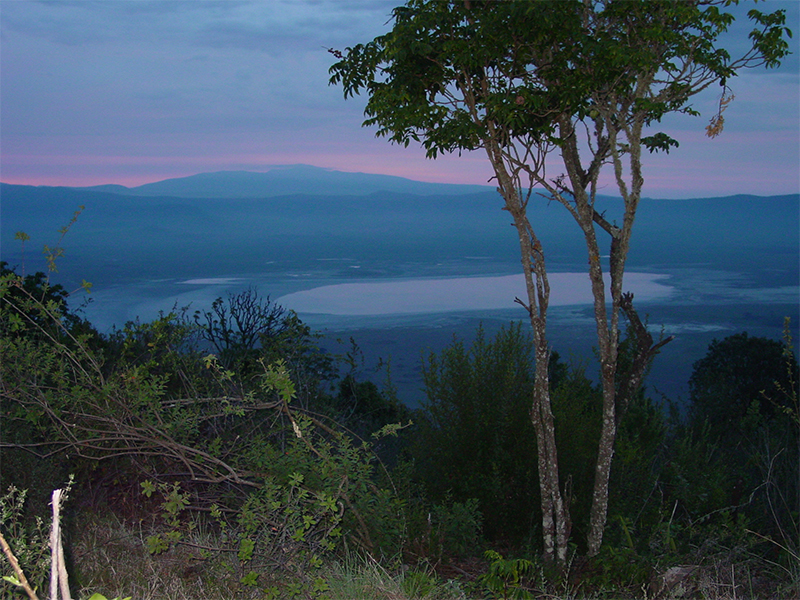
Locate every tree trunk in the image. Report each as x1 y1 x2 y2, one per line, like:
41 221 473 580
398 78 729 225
556 111 672 556
555 117 621 557
490 157 569 567
468 76 570 565
583 227 619 558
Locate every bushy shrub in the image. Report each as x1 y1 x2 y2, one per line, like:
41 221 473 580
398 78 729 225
1 263 411 595
412 323 539 542
0 485 52 597
689 331 797 443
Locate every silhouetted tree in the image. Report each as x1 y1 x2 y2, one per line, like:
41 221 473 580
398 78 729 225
330 0 791 563
194 287 289 366
689 332 797 440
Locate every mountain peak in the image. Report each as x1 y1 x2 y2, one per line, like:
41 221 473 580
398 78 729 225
81 165 493 199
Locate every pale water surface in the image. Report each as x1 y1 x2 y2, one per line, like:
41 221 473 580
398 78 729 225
276 272 673 316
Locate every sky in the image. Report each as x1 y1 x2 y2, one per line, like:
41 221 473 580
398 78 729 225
1 0 798 199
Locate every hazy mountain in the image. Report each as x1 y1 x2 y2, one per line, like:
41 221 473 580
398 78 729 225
2 175 797 293
2 167 798 292
77 164 495 198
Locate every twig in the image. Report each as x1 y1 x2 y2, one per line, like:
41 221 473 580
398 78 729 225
0 531 39 600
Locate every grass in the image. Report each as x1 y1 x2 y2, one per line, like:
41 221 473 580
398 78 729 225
324 554 470 600
67 512 475 600
3 507 798 599
71 513 227 600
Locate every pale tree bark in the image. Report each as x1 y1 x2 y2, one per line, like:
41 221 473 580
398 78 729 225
556 115 624 558
450 8 678 562
454 60 571 566
479 106 670 561
483 134 570 567
553 102 673 556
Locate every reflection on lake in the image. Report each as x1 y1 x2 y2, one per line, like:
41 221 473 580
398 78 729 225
276 272 674 316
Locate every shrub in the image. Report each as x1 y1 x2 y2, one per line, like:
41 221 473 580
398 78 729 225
0 485 51 598
412 323 539 543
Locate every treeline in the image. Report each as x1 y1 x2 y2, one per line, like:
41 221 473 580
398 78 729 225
1 261 798 598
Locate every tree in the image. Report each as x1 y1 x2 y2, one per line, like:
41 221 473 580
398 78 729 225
330 0 791 564
688 328 800 547
194 287 290 368
193 288 337 405
689 331 797 440
0 261 96 343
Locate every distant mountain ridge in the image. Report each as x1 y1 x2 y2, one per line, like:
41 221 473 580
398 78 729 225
3 164 798 294
7 164 796 203
2 176 797 290
74 164 495 198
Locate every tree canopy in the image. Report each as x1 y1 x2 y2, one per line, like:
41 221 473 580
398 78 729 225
690 331 799 437
330 0 792 566
331 0 790 160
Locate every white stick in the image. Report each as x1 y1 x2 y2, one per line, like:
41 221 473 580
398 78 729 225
49 489 60 600
49 489 72 600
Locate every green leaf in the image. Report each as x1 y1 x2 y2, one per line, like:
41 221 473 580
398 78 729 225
237 537 255 562
642 133 680 154
2 575 22 587
145 534 169 555
140 480 156 498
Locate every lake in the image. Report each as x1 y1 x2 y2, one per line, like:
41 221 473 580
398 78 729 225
79 263 799 408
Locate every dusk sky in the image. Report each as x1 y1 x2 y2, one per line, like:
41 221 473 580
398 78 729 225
1 0 798 199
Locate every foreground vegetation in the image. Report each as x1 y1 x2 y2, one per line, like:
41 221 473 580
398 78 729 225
1 258 798 599
3 1 796 597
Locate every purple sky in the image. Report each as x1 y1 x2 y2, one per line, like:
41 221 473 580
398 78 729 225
1 0 798 198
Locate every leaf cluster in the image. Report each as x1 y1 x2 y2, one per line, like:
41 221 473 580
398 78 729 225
330 0 792 161
0 486 51 598
412 323 539 542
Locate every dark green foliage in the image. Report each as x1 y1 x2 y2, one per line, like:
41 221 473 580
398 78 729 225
193 289 338 406
552 361 669 555
478 550 537 600
551 366 602 548
4 256 800 593
0 264 410 592
412 323 539 542
331 0 791 161
664 422 735 523
331 374 411 443
0 486 52 597
687 330 799 539
103 311 211 402
605 392 668 547
583 327 800 596
412 321 667 550
0 263 102 513
689 332 797 441
389 462 484 565
0 260 98 345
1 260 70 332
